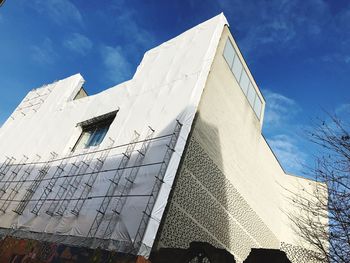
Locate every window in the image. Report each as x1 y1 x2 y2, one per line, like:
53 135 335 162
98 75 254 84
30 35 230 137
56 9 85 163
73 112 116 151
231 55 243 81
239 70 250 95
247 84 256 108
223 39 236 68
222 38 263 120
254 95 263 118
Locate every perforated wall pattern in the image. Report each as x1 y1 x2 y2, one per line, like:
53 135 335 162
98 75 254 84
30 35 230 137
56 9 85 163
156 135 280 261
280 242 325 263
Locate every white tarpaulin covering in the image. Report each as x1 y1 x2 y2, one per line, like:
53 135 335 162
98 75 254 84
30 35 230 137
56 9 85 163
0 14 228 256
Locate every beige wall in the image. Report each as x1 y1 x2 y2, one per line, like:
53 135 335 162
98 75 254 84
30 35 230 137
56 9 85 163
155 26 323 262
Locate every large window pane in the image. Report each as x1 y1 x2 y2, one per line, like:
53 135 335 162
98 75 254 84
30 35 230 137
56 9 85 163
87 126 109 147
254 95 262 119
247 84 256 108
74 131 92 151
232 56 243 82
223 40 235 68
239 70 250 95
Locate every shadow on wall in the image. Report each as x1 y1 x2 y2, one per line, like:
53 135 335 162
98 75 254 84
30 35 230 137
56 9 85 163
0 118 183 254
151 242 291 263
151 112 235 257
151 108 286 262
153 111 280 261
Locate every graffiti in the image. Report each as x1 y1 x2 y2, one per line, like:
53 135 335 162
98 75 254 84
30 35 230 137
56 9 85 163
0 237 293 263
0 236 148 263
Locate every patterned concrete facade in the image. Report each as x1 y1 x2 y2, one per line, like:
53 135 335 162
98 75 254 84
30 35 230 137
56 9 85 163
155 135 280 262
153 25 323 263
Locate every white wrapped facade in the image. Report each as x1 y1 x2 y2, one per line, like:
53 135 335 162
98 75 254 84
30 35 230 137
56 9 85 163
0 14 322 262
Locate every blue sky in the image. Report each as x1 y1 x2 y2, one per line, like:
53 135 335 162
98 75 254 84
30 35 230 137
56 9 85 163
0 0 349 176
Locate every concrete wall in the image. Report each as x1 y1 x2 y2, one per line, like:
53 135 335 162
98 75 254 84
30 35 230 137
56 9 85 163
0 15 324 262
0 14 230 257
154 26 322 263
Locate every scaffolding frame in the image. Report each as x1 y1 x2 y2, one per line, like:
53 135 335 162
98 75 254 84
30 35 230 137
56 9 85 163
29 151 75 216
0 121 183 254
70 139 115 216
0 157 16 179
14 152 57 215
132 120 182 253
0 155 39 213
0 133 173 172
87 130 145 238
56 138 115 217
13 85 54 120
44 149 91 216
0 156 29 201
101 128 155 242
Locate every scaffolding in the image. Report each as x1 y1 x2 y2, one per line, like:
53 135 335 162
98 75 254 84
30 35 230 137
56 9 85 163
132 120 182 253
12 85 54 120
55 138 115 217
0 156 29 201
14 152 57 215
87 130 146 238
70 139 115 216
0 122 182 254
0 157 16 179
29 151 75 216
0 155 39 213
101 128 155 242
44 150 90 216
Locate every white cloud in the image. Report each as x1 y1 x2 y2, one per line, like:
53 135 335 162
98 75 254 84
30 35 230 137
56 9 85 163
263 90 301 129
109 5 155 52
320 53 350 65
100 45 132 84
31 38 57 64
63 33 93 55
261 90 307 174
33 0 83 26
119 12 154 49
96 3 155 85
218 0 328 57
336 104 350 117
267 134 307 174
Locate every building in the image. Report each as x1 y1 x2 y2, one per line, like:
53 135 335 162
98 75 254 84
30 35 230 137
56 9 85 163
0 14 323 262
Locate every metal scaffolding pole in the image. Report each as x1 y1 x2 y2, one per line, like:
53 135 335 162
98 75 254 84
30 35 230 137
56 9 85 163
70 139 115 216
132 120 182 254
56 139 115 216
87 130 143 239
0 157 16 180
0 155 39 213
0 156 29 201
102 128 155 242
45 150 90 216
14 152 57 215
30 152 74 216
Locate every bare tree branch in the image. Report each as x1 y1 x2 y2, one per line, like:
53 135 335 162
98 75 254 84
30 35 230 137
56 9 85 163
289 114 350 263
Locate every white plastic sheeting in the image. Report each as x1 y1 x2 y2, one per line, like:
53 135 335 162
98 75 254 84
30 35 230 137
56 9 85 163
0 14 228 256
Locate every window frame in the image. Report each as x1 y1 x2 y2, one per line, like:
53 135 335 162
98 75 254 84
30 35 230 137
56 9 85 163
72 111 117 151
222 38 264 120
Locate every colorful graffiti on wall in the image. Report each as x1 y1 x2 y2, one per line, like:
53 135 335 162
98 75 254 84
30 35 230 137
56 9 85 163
0 236 150 263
